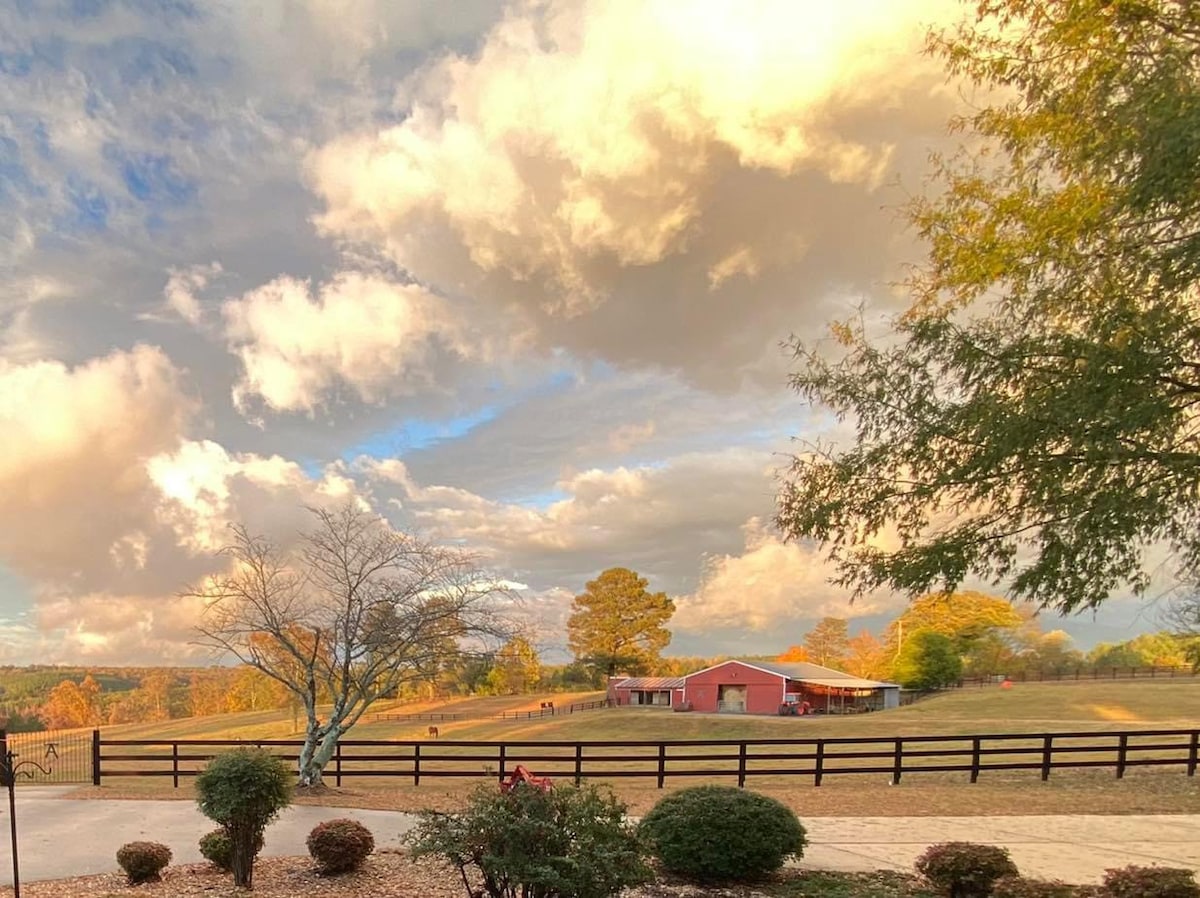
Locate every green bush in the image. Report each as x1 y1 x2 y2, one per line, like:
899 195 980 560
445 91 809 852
992 875 1081 898
408 781 649 898
637 785 807 883
307 818 376 874
915 842 1019 898
195 748 293 888
198 828 264 872
116 841 172 884
1102 865 1200 898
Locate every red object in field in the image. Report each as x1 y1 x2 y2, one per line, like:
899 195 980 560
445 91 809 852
500 765 553 794
1001 679 1013 689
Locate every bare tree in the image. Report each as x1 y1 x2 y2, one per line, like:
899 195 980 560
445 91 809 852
1164 591 1200 672
190 504 515 786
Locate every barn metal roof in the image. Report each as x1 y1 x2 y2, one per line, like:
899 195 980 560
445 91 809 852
684 659 898 690
610 676 686 689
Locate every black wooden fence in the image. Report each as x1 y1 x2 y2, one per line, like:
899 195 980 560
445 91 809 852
92 727 1200 789
958 665 1197 686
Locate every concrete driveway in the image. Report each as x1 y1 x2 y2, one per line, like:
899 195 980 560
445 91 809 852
1 788 1197 885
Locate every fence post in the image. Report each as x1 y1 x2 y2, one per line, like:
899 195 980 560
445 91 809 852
1188 732 1198 778
413 743 421 786
574 744 583 786
172 743 179 789
335 742 342 788
814 740 825 787
657 743 666 789
970 737 981 783
498 744 507 783
892 739 903 785
1116 733 1128 779
737 742 748 788
91 729 101 787
1041 735 1053 781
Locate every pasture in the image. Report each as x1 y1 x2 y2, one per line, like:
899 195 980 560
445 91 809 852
36 678 1200 816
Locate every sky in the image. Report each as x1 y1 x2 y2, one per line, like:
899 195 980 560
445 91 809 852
0 0 1168 667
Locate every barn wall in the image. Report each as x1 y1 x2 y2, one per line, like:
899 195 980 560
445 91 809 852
683 661 785 714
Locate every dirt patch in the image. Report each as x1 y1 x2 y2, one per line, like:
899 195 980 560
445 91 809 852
60 767 1200 817
0 855 947 898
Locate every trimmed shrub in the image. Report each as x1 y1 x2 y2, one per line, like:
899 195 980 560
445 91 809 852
637 785 807 883
198 828 264 872
195 747 293 889
915 842 1019 898
409 781 650 898
992 875 1080 898
307 818 376 874
1102 865 1200 898
116 841 172 884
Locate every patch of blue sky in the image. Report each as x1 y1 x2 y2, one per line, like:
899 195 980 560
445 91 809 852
0 51 33 77
62 174 109 232
343 405 504 461
106 36 195 88
105 144 197 205
0 565 33 619
505 488 569 511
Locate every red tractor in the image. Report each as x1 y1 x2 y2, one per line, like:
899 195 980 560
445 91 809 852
499 765 553 794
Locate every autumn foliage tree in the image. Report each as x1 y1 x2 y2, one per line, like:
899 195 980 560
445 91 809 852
567 567 675 681
40 675 102 729
191 504 514 786
803 617 850 668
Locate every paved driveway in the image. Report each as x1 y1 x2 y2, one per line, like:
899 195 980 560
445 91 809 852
2 788 1197 885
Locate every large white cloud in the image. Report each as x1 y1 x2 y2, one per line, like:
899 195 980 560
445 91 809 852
310 0 960 381
0 345 195 591
222 271 483 415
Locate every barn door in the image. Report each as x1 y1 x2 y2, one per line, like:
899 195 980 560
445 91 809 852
717 684 747 713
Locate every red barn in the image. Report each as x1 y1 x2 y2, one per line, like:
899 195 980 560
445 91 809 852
682 659 899 715
607 676 686 708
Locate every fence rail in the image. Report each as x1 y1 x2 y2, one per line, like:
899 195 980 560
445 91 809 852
958 665 1197 686
93 727 1200 789
368 698 610 724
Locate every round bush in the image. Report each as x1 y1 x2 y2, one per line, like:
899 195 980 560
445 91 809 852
307 818 376 874
116 841 172 884
1103 865 1200 898
915 842 1019 898
638 785 806 883
199 828 264 872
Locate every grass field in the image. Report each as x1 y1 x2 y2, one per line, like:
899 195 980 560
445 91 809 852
32 678 1199 817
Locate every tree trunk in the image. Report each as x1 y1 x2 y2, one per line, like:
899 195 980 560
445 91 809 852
229 823 256 889
298 725 342 787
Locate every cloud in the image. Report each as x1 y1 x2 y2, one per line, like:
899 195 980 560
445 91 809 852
0 345 195 591
309 0 960 383
362 447 781 587
674 517 899 633
163 262 222 326
222 271 483 415
147 438 366 553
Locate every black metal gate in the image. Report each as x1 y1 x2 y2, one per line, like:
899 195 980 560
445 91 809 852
4 729 93 784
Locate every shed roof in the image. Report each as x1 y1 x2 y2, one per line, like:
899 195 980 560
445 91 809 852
611 676 686 689
686 658 897 690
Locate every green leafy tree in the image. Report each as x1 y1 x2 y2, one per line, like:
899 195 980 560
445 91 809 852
776 1 1200 615
893 630 963 691
886 593 1024 666
195 748 293 888
567 567 675 680
802 617 849 668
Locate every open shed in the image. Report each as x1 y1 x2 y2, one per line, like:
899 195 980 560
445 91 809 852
607 675 686 708
682 659 900 715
